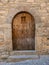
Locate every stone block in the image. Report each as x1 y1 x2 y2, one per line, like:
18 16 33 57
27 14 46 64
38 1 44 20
35 37 42 51
27 0 34 2
4 28 12 41
1 0 9 4
0 35 4 41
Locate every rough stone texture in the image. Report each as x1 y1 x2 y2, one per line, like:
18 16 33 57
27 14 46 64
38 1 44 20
0 0 49 56
0 55 49 65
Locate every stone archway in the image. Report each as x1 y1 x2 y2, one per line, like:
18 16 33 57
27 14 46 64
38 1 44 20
12 11 35 50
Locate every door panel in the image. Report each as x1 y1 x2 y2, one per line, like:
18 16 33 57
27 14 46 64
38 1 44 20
12 12 35 50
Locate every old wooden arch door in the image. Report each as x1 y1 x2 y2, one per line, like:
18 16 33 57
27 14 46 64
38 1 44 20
12 12 35 50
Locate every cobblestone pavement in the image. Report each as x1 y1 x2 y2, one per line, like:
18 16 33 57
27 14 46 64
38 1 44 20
0 55 49 65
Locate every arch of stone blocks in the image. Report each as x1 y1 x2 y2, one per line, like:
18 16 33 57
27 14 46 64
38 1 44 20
5 6 41 53
12 11 35 50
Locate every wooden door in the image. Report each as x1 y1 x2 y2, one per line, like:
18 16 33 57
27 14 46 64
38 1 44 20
12 12 35 50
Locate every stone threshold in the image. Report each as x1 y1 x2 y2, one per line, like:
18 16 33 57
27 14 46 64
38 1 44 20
9 50 37 55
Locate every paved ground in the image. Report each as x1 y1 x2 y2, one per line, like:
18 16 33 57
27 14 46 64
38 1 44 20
0 55 49 65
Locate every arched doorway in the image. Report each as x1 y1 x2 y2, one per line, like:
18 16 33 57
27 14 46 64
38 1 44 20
12 12 35 50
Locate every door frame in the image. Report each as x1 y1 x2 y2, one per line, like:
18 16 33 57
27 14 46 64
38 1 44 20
12 11 35 52
5 6 41 53
12 11 35 50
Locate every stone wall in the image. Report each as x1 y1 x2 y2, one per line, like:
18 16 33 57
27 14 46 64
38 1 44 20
0 0 49 54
